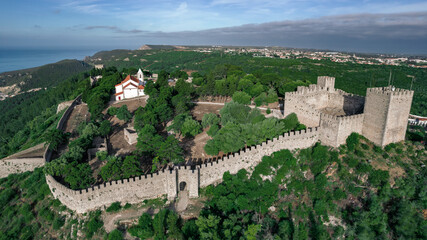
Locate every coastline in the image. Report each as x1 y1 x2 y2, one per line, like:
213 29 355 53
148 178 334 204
0 48 99 74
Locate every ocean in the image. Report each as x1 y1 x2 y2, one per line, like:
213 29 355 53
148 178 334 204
0 49 101 73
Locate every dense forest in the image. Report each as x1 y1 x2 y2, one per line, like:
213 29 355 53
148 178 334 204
0 59 91 91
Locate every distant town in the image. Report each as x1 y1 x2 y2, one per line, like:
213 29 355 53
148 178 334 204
192 46 427 68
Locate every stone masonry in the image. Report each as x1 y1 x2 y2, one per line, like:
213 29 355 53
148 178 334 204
284 76 413 147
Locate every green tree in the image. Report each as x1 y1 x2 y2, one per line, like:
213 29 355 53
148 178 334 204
244 224 261 240
128 213 154 239
43 129 68 151
98 120 112 136
196 215 221 240
116 105 132 122
64 163 95 190
100 156 123 182
232 91 251 105
121 155 141 178
202 113 220 128
181 118 202 137
156 136 184 164
136 124 163 155
266 88 278 103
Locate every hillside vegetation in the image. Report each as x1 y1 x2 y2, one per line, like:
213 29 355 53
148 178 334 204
0 59 91 92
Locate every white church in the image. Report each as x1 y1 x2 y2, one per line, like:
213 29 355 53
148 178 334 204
115 69 145 101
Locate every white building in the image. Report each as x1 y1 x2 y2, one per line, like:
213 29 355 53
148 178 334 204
115 69 145 101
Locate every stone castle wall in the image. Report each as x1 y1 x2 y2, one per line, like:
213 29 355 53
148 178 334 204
46 128 319 213
0 158 45 178
320 113 364 147
284 77 412 148
199 128 319 187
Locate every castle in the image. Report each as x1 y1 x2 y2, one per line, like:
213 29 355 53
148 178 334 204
284 76 413 147
0 76 414 213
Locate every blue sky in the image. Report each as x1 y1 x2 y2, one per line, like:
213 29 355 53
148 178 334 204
1 0 427 53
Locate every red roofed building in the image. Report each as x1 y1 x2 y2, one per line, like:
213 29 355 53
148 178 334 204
115 70 145 101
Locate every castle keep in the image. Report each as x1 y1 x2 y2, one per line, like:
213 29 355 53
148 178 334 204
284 76 413 147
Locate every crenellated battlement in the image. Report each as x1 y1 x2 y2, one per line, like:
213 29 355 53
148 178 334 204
287 85 327 96
317 76 335 90
367 86 414 96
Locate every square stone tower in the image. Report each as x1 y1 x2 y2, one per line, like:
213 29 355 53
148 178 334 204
362 86 414 146
317 76 335 91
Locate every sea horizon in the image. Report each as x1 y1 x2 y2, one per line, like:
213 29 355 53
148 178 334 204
0 48 103 74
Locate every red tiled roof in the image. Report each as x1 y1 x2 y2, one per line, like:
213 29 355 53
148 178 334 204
115 91 123 96
115 75 139 86
138 85 144 89
124 82 138 89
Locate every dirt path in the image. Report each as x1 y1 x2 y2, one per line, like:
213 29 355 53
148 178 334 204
175 191 189 212
102 207 149 233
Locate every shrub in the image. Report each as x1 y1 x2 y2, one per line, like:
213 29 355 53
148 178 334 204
106 202 122 212
53 216 65 230
333 188 347 200
346 133 360 151
96 151 108 161
374 146 383 153
108 229 123 240
361 143 369 150
368 169 389 186
124 203 132 209
107 107 118 116
84 210 103 238
266 108 271 114
345 157 358 168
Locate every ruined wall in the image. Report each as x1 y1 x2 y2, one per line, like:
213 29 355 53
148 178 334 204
199 128 319 187
0 158 45 178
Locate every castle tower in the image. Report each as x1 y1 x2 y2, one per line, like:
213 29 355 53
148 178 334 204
137 68 144 83
362 86 414 147
317 76 335 91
